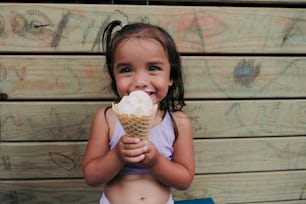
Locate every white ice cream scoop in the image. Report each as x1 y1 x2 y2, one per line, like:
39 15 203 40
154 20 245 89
117 90 155 116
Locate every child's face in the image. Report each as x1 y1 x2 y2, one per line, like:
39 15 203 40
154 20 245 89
113 37 173 105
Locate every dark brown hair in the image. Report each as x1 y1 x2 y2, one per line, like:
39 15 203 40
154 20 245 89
102 20 185 112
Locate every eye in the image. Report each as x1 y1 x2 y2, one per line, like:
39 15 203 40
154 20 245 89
119 67 132 73
148 65 161 72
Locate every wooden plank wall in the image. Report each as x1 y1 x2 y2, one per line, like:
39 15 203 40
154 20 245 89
0 1 306 204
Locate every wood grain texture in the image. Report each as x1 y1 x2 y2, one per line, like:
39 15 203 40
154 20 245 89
128 0 306 4
3 0 306 3
0 4 305 53
0 102 101 141
0 137 305 178
0 56 106 99
185 100 306 138
0 142 85 179
0 171 305 204
1 56 306 99
0 2 305 204
1 100 306 141
194 137 306 173
173 171 306 203
130 0 306 3
0 179 101 204
241 201 306 204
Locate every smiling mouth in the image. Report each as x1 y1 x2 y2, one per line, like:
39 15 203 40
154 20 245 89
143 91 156 102
148 91 155 96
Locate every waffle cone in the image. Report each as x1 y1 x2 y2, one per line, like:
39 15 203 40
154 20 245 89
112 103 158 140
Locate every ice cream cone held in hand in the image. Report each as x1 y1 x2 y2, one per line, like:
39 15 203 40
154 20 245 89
112 90 158 140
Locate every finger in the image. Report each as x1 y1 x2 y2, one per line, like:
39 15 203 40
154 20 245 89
121 135 141 144
125 154 145 163
124 145 147 157
124 140 148 150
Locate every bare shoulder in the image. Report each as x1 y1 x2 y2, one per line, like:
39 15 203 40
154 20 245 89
171 111 191 126
171 111 192 138
93 106 115 123
91 106 116 139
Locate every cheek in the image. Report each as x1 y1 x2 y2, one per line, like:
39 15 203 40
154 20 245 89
156 75 171 86
115 78 130 96
154 78 171 93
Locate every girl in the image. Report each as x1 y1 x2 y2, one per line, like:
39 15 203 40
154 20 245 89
82 20 195 204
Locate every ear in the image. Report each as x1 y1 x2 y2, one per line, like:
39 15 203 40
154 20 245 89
169 80 173 86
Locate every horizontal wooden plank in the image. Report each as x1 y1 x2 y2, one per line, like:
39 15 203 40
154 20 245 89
0 4 305 53
185 100 306 138
0 142 85 179
1 56 306 99
0 171 305 204
0 56 106 99
1 100 306 141
124 0 306 3
183 57 306 99
0 137 305 178
175 171 306 203
4 0 306 4
6 0 306 4
0 102 100 141
241 201 306 204
0 179 101 204
142 0 306 3
195 137 306 173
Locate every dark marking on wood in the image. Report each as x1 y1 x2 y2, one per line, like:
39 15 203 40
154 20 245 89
193 10 206 51
82 19 95 45
0 62 7 81
15 66 27 81
0 116 1 142
49 152 76 171
2 155 12 171
2 115 33 131
114 9 129 22
91 16 111 52
51 11 71 48
9 191 19 204
234 59 260 87
300 184 306 199
281 12 305 47
0 15 7 38
10 9 53 39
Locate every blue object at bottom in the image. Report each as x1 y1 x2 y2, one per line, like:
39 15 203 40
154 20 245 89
174 198 215 204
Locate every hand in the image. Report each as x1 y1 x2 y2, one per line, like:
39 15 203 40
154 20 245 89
115 135 147 164
137 140 160 168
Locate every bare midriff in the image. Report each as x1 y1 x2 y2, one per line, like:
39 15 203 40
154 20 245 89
105 174 171 204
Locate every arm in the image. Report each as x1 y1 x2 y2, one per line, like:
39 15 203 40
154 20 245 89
141 111 195 190
82 108 148 186
82 108 123 186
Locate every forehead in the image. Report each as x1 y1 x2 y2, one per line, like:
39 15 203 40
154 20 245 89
117 37 163 49
115 37 167 58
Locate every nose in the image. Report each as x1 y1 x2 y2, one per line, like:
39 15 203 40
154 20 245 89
133 71 149 88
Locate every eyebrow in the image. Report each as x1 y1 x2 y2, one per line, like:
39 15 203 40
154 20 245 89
114 62 131 68
115 61 165 68
147 61 165 66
